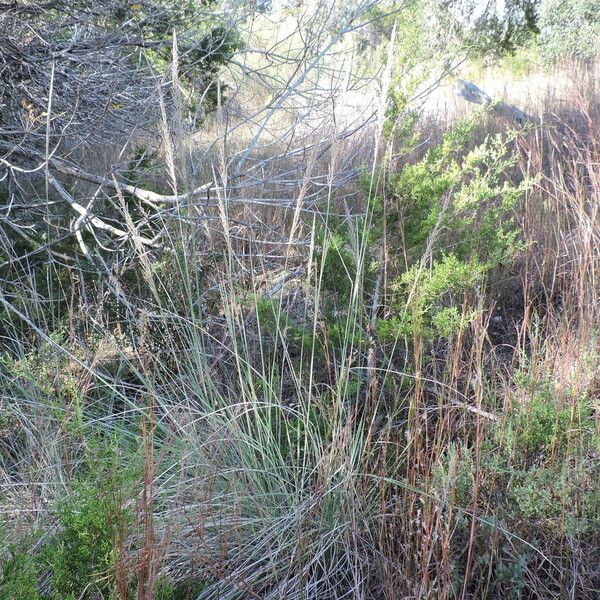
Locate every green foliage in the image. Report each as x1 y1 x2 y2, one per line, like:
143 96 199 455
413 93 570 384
353 2 445 140
382 1 433 138
378 254 483 341
113 1 241 105
0 437 138 600
121 3 241 113
48 485 116 599
255 297 314 353
502 372 596 456
433 0 540 58
276 404 331 462
386 117 475 251
376 311 414 340
390 117 527 261
431 366 600 593
45 440 138 600
0 550 40 600
403 254 484 300
493 552 529 593
316 228 358 306
487 373 598 530
0 333 87 438
153 577 206 600
538 0 600 62
4 2 600 599
431 443 475 506
498 40 541 76
508 466 561 518
377 117 529 341
430 305 465 338
504 457 600 535
310 216 380 361
323 315 368 354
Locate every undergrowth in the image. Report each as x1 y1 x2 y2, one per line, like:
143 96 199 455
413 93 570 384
1 81 600 600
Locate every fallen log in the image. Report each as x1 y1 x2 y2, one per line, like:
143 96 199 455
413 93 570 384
457 79 539 125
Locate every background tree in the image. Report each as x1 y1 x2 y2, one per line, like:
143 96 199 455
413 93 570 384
537 0 600 62
433 0 540 57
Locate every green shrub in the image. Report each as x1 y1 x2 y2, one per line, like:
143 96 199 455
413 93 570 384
378 254 483 341
315 116 529 349
154 576 206 600
316 229 358 306
508 466 557 518
538 0 600 62
503 374 595 457
48 483 116 599
493 552 529 594
376 117 530 341
432 391 600 596
45 439 139 600
255 297 314 354
323 316 368 354
0 550 40 600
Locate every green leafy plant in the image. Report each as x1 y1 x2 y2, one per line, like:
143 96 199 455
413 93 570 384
0 550 40 600
45 440 139 600
377 117 530 341
538 0 600 62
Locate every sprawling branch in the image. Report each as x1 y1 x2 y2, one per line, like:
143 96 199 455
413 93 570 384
0 0 387 272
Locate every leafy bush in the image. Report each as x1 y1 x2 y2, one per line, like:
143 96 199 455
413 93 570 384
538 0 600 62
46 442 137 600
255 297 314 354
503 372 596 457
377 117 529 340
430 366 600 596
154 577 206 600
316 228 359 307
0 550 40 600
49 485 117 599
0 434 138 600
